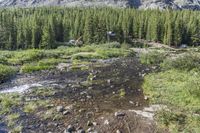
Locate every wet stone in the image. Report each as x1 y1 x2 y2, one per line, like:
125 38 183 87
87 127 95 132
129 101 134 104
87 95 92 99
107 79 111 84
77 129 86 133
88 87 93 90
116 130 122 133
65 105 74 110
92 122 98 126
144 96 149 100
47 104 54 108
57 106 64 112
87 121 93 126
63 110 70 115
114 112 126 117
79 109 86 113
64 125 75 133
104 119 109 125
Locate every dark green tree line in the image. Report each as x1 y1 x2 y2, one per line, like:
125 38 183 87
0 7 199 50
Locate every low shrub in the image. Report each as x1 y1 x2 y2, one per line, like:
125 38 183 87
7 50 45 65
161 52 200 71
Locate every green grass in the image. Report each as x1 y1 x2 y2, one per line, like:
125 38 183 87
71 52 103 60
0 94 21 114
23 100 49 113
161 52 200 71
6 113 20 127
143 69 200 132
139 50 167 65
20 63 53 73
0 64 17 83
0 44 134 74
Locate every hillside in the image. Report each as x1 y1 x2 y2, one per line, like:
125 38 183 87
0 0 200 10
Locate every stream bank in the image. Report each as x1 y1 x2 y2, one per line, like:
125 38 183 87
0 57 167 133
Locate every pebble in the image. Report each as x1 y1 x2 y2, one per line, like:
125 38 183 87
65 105 74 110
47 104 54 108
88 87 93 90
116 130 122 133
64 125 75 133
87 95 92 99
77 129 86 133
87 127 94 132
114 112 126 117
110 85 114 88
129 101 134 104
87 121 93 126
107 79 111 84
93 122 98 126
57 106 64 112
63 110 70 115
104 119 109 125
144 96 149 100
79 109 86 113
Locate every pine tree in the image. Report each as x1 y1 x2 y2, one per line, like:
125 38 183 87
83 15 94 44
164 12 173 46
40 21 55 49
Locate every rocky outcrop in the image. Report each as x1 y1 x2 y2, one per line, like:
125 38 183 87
0 0 199 10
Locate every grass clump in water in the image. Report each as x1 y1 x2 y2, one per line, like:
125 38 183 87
0 94 21 114
23 100 49 113
0 64 17 83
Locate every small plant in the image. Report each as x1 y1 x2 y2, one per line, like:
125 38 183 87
23 100 49 113
119 88 126 98
6 113 20 127
23 102 38 113
0 94 20 114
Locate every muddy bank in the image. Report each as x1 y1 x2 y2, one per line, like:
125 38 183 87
0 57 166 133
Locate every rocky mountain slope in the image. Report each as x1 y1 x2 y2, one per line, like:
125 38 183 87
0 0 200 10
